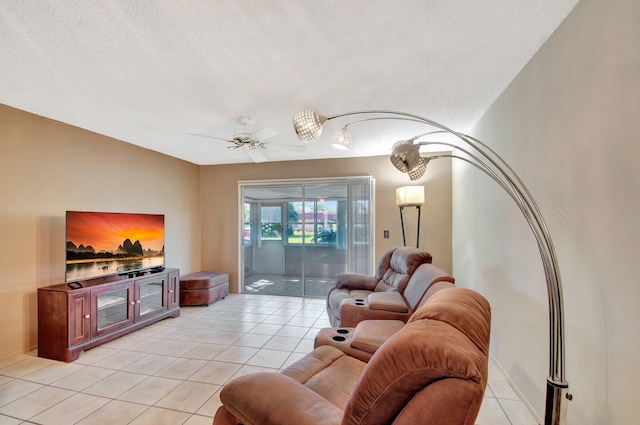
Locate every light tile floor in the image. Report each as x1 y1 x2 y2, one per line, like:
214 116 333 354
243 274 335 297
0 294 539 425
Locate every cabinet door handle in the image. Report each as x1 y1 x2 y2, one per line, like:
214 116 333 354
168 289 174 293
136 300 141 303
130 301 135 305
84 314 90 319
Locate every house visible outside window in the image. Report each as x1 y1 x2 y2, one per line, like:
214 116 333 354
287 200 338 245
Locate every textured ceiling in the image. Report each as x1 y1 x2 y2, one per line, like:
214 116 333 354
0 1 578 165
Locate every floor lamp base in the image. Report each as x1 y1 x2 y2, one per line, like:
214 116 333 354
545 379 570 425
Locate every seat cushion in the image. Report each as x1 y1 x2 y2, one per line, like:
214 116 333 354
367 292 409 313
281 345 366 410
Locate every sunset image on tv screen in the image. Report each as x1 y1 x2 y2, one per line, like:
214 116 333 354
65 211 165 282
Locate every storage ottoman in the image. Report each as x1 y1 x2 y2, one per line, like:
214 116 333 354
179 271 229 306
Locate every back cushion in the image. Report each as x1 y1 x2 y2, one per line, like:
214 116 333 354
341 317 488 425
373 249 395 280
374 247 432 292
402 264 454 310
408 287 491 354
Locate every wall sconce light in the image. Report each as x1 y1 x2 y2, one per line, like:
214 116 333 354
293 108 570 425
396 186 425 248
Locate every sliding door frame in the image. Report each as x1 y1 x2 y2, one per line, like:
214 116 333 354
238 176 375 296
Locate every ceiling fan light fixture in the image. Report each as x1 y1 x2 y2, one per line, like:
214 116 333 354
331 127 352 150
293 110 327 143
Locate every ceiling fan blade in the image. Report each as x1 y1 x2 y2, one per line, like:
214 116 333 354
247 149 267 163
251 128 278 142
266 143 306 153
187 133 231 142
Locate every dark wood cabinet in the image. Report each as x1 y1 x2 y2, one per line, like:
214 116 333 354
68 291 91 346
38 268 180 362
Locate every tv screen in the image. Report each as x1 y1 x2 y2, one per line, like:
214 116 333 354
66 211 165 283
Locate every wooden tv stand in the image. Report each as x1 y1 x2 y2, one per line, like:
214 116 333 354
38 268 180 362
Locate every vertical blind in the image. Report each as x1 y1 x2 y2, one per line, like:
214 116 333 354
346 177 374 275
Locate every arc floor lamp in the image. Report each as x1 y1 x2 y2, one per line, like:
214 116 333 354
293 109 571 425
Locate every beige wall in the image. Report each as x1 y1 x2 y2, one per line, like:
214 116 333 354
0 104 202 360
200 155 452 293
454 0 640 423
0 103 452 360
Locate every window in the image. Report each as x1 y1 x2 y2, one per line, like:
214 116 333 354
243 203 252 244
239 176 375 291
287 200 338 245
260 206 283 241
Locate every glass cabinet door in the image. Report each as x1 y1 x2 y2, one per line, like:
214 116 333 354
135 275 166 320
92 282 134 337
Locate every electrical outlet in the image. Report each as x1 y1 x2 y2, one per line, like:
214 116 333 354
383 230 389 238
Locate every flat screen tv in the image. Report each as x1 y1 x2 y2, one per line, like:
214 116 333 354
66 211 165 283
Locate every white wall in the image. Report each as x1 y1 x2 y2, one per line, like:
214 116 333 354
453 0 640 423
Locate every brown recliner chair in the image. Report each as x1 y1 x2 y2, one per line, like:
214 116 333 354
213 287 491 425
327 246 433 327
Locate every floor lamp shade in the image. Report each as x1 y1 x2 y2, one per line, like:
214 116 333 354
396 186 425 207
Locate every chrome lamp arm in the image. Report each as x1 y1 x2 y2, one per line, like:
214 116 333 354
293 109 571 425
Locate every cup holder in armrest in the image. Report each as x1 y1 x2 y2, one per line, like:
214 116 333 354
336 328 349 334
355 302 365 306
354 298 366 306
332 335 347 342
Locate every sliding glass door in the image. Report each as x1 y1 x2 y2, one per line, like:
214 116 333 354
240 177 374 298
298 183 345 297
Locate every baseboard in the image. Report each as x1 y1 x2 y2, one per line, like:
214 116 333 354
489 353 544 424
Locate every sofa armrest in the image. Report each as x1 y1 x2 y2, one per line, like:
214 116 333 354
368 291 410 313
218 372 343 425
339 300 412 327
351 320 405 353
335 273 379 291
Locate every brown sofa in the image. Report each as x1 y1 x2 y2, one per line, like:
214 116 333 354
329 257 454 328
326 246 434 327
213 286 491 425
314 265 455 362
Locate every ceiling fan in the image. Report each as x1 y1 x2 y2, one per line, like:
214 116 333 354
191 117 305 163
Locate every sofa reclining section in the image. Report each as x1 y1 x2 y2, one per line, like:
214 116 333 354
213 286 491 425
